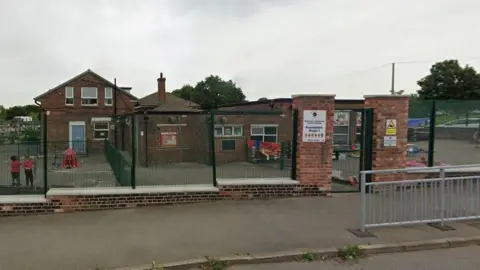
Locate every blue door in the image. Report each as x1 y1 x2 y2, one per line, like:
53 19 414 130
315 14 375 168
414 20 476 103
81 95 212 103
71 124 85 153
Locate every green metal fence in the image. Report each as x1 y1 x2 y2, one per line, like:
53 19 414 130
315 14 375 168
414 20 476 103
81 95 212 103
431 100 480 166
407 99 480 167
105 139 132 187
9 108 301 196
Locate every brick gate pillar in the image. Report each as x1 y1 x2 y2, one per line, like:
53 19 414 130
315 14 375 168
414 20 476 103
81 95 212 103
292 95 335 191
364 95 410 181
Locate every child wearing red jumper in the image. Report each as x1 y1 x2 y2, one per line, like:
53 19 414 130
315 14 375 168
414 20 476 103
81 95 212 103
10 156 20 186
23 156 34 187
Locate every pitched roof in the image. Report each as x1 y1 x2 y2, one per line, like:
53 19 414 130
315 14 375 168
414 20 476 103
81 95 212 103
33 69 138 101
139 92 201 112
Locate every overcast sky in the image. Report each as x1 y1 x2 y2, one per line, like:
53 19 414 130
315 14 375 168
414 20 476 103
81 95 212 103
1 0 480 107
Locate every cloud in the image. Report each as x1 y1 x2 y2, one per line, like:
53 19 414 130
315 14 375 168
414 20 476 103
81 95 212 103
0 0 480 106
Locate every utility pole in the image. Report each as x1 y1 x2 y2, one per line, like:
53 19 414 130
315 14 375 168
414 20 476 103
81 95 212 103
390 62 396 95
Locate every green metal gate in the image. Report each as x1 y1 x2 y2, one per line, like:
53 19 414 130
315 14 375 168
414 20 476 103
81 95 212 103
331 108 373 192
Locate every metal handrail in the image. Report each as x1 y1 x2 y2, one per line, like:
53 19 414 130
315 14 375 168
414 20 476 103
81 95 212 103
360 165 480 232
361 164 480 175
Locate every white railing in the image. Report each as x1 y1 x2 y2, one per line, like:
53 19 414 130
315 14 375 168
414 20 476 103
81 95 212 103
360 164 480 232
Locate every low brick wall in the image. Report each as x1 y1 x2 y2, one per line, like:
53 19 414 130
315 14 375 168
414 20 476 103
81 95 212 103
0 183 327 217
218 184 325 199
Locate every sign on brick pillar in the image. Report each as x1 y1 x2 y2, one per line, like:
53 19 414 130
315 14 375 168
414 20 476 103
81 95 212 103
364 95 410 182
292 95 335 190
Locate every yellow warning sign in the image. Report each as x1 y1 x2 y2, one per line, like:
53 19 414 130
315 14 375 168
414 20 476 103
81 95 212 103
386 119 397 135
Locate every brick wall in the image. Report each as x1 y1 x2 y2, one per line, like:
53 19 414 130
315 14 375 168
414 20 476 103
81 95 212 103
292 95 335 190
137 114 209 166
0 184 327 217
364 95 409 182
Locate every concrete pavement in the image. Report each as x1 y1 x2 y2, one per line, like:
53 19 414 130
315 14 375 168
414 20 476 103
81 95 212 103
1 194 480 270
227 246 480 270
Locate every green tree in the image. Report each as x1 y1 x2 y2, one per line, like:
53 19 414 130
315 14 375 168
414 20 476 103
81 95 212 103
171 85 194 101
4 105 40 120
172 75 246 109
417 60 480 100
408 94 431 118
257 97 268 101
0 105 5 120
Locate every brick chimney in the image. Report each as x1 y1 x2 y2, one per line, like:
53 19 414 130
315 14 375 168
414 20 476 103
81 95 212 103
157 72 166 103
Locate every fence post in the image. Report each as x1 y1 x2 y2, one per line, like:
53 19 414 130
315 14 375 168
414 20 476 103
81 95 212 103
279 142 285 170
209 110 217 186
42 111 48 197
131 115 136 189
290 109 298 180
439 167 446 227
114 116 118 149
360 171 367 232
121 117 126 151
427 100 436 167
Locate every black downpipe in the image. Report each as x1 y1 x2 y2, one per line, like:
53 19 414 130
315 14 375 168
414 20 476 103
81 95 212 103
144 115 149 167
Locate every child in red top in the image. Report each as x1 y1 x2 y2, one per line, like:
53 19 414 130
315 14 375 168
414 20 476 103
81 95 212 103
10 156 20 186
23 156 34 187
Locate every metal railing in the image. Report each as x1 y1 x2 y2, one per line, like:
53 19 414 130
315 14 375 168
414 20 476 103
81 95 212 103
360 164 480 232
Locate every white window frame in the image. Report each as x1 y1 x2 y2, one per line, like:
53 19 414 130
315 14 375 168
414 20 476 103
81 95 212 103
214 124 243 137
65 87 74 106
81 87 98 106
250 124 278 143
333 110 350 145
105 87 113 106
92 120 110 140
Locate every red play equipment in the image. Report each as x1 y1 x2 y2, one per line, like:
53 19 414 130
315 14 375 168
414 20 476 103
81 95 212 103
60 148 80 168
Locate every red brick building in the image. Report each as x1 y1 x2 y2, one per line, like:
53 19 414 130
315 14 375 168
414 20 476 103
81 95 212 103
130 73 369 166
34 69 138 154
132 73 204 165
131 74 293 166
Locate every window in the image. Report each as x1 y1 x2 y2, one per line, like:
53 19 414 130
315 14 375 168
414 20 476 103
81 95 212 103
250 125 278 143
93 121 109 140
221 139 236 150
105 87 113 106
333 125 349 145
214 125 243 137
334 110 350 145
81 87 98 105
65 87 74 105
